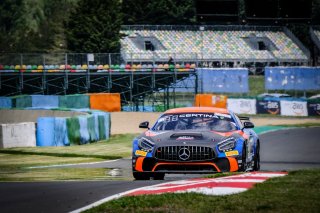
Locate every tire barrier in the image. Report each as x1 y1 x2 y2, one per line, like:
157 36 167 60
36 112 110 146
89 93 121 112
59 94 90 109
0 97 12 109
6 93 120 112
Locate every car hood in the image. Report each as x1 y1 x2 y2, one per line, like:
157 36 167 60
140 130 244 147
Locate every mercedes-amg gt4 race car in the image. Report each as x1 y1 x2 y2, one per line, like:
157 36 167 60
132 107 260 180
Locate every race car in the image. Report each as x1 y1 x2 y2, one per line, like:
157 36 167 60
132 107 260 180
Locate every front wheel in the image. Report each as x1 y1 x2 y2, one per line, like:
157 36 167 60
239 143 247 172
253 142 260 171
133 172 150 180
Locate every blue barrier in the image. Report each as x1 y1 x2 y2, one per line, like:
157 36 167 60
37 117 55 146
199 68 249 93
54 117 69 146
32 95 59 108
0 97 12 108
265 67 320 91
78 116 90 144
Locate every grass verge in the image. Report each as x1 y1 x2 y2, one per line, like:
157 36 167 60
84 169 320 213
0 134 137 181
0 134 137 161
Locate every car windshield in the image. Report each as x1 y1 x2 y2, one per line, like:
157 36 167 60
152 113 237 132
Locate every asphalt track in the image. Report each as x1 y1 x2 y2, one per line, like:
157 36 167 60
1 127 320 213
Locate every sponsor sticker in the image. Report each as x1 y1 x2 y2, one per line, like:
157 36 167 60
225 150 239 157
135 150 147 156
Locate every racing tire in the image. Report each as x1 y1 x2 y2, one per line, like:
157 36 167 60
153 173 165 180
133 172 150 180
239 143 247 172
253 142 260 171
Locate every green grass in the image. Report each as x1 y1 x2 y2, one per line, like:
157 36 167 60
0 134 137 181
84 169 320 213
0 134 137 161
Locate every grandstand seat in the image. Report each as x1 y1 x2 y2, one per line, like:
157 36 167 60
130 64 137 71
0 64 3 70
103 64 109 70
125 64 131 71
147 64 153 71
15 65 21 70
120 64 125 71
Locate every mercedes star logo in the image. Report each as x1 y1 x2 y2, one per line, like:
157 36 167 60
178 147 190 161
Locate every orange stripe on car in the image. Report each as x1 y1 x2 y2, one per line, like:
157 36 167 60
152 162 221 172
135 157 145 172
227 157 239 172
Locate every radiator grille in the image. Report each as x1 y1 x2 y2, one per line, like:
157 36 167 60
155 146 215 161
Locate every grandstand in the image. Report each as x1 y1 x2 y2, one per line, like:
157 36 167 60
120 25 310 68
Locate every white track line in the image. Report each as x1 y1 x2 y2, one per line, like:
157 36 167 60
69 181 171 213
69 172 286 213
26 159 119 169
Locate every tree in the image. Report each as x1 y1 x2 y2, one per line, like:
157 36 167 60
66 0 122 53
122 0 196 25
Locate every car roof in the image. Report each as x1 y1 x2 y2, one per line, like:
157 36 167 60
164 107 230 114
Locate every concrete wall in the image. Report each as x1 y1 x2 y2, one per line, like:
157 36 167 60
0 109 87 124
0 122 36 148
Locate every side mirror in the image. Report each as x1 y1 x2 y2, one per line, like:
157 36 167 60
139 121 149 129
243 121 254 129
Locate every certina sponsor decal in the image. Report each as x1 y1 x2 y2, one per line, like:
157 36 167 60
176 136 195 140
178 113 231 119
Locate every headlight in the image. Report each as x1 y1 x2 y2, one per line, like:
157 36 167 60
138 137 154 152
217 137 236 152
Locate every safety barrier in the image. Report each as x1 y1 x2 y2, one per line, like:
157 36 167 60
0 122 36 148
7 93 120 112
12 95 59 109
59 94 90 109
0 97 12 108
89 93 121 112
265 67 320 91
227 98 320 116
36 111 110 146
194 94 227 108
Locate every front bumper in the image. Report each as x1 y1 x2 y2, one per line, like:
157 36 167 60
132 156 239 173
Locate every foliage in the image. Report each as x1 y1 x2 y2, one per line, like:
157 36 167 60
122 0 196 25
66 0 122 53
0 0 76 53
